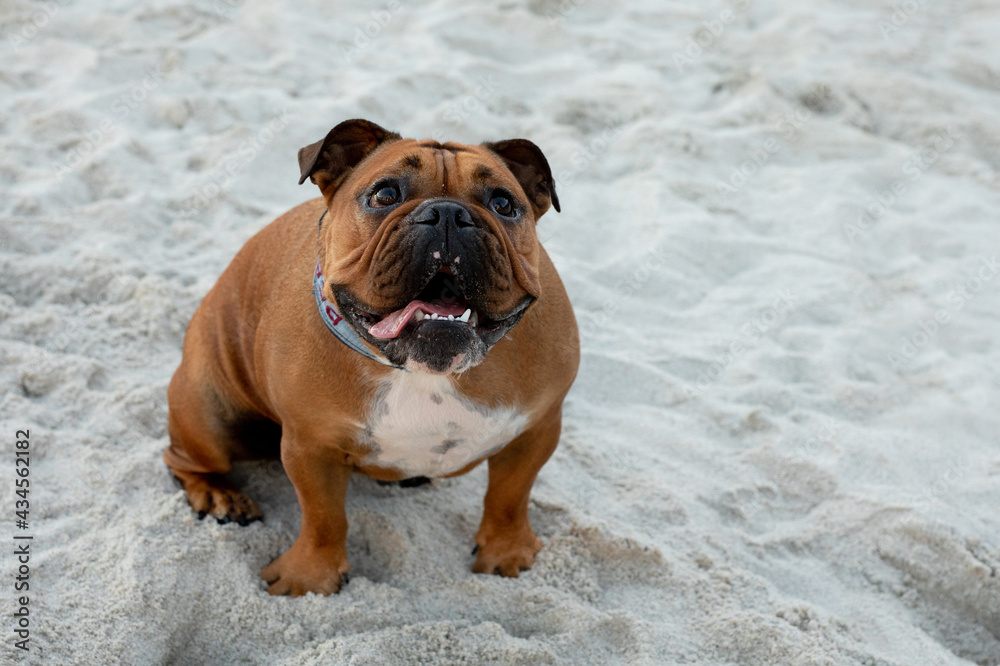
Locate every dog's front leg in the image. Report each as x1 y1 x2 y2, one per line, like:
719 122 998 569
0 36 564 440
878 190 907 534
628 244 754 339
261 434 352 597
473 406 562 577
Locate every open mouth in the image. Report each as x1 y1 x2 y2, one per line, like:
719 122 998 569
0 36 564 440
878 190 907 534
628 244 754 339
350 270 498 341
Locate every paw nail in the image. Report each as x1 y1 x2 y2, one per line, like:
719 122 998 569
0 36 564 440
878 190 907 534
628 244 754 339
237 516 249 527
216 516 231 525
399 476 431 488
197 511 207 520
342 573 350 585
471 545 479 555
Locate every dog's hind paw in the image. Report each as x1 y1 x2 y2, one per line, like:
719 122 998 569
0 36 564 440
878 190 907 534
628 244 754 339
173 471 262 526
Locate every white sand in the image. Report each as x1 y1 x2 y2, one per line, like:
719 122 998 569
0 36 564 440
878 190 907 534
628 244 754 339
2 0 999 663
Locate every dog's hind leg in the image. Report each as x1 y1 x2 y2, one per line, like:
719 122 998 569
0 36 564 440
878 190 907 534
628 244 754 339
164 362 265 526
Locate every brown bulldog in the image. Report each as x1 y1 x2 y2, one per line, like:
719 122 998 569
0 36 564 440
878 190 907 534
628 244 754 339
164 119 579 596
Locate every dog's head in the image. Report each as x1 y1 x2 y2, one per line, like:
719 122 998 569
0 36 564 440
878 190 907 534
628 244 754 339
299 119 560 374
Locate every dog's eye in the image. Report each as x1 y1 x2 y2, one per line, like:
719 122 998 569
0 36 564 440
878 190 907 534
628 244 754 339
490 192 515 218
370 185 400 208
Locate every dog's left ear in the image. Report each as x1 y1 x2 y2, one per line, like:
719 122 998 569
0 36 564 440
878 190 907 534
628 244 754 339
482 138 560 218
298 119 402 199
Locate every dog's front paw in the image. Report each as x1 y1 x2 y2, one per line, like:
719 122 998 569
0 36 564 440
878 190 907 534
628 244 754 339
471 528 543 578
260 541 349 597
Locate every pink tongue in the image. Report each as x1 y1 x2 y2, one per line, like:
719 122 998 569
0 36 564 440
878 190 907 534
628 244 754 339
368 300 469 339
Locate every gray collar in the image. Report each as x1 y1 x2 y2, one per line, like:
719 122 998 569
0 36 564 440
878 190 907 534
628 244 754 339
313 211 404 370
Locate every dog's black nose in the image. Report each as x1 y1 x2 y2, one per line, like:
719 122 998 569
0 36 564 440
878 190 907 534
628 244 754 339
413 201 474 229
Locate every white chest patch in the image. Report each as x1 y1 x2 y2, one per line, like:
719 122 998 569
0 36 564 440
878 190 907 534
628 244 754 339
360 373 527 478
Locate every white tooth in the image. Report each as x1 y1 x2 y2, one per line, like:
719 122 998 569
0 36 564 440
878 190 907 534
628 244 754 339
431 313 438 320
415 310 425 321
469 311 478 327
448 314 455 321
459 308 471 322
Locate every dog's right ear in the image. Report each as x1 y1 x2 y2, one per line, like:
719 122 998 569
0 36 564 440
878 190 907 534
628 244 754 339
298 119 401 199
